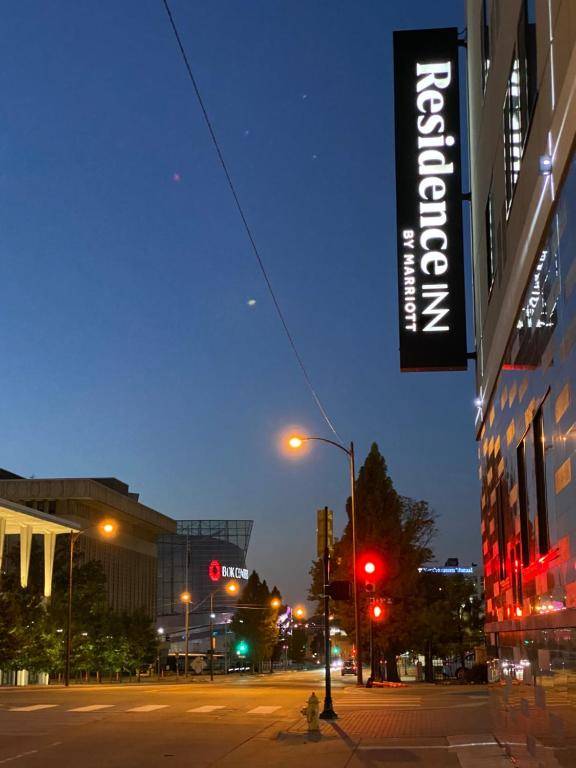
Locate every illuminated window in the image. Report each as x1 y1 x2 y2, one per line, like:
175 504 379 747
504 53 522 212
517 407 549 566
503 4 538 215
495 479 508 580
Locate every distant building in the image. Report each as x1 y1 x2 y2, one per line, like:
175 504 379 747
467 1 576 675
157 520 253 641
0 470 175 616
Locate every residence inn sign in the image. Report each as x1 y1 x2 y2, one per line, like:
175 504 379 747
393 28 467 371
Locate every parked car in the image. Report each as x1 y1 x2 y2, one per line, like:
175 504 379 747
341 659 357 676
443 651 475 679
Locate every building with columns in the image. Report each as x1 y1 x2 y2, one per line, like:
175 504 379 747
0 470 175 616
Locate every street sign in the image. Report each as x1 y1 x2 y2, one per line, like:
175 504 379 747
317 508 333 557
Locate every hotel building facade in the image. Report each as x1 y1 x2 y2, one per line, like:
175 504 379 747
468 0 576 677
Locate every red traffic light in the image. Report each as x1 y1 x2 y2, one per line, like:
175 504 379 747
359 555 382 592
370 602 386 621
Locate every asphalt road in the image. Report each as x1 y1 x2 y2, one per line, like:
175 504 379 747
0 670 566 767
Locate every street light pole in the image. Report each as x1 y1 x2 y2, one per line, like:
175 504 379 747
288 435 363 686
349 441 363 687
209 593 214 682
64 531 78 688
184 601 190 678
320 507 337 719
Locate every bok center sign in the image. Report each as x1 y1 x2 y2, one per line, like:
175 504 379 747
393 28 467 372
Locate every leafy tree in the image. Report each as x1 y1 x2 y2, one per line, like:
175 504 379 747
287 627 307 663
230 571 280 671
122 611 157 680
415 572 484 680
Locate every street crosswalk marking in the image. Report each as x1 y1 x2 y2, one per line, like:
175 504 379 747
9 704 59 712
126 705 169 712
188 705 226 713
336 693 422 710
247 706 281 714
68 705 115 712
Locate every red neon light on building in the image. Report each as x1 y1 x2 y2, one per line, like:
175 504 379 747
208 559 222 582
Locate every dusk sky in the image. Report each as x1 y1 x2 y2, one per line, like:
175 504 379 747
0 1 476 604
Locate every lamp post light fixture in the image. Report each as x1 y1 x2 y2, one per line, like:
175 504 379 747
64 520 118 687
287 433 363 686
180 590 192 678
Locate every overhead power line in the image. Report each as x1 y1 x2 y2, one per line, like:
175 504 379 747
160 0 342 442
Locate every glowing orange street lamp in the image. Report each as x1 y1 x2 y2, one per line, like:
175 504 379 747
225 581 239 595
294 606 305 620
287 432 362 685
270 597 281 609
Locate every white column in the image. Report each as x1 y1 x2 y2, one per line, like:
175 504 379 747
43 532 56 598
0 517 5 573
19 525 33 589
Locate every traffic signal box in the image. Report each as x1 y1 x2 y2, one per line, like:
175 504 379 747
361 557 382 593
325 580 352 601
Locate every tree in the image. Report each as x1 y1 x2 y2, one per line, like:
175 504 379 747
230 571 280 672
310 443 436 681
415 572 484 680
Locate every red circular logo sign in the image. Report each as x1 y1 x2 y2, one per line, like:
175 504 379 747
208 559 222 582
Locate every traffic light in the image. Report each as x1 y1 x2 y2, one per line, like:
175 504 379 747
370 601 386 621
236 640 249 656
360 556 382 593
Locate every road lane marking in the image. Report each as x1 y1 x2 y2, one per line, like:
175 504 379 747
9 705 58 712
0 750 39 764
187 705 226 713
126 705 169 712
247 706 281 714
68 705 115 712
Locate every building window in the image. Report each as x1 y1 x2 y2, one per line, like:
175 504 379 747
485 187 496 290
504 52 523 212
517 407 549 565
503 4 538 215
533 407 549 555
481 0 491 92
517 438 531 566
520 0 538 117
495 479 507 580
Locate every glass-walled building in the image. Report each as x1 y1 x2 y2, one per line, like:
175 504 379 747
468 0 576 679
157 520 253 634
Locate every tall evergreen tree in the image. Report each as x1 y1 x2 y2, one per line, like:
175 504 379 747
310 443 436 681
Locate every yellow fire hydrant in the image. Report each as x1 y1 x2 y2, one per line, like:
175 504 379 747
301 692 320 732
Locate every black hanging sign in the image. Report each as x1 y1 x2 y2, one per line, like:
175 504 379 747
393 28 467 371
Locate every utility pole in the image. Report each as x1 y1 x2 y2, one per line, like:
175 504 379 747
209 593 214 682
319 507 337 719
184 601 190 678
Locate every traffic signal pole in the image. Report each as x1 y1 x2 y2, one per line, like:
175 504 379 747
349 442 363 686
320 507 337 719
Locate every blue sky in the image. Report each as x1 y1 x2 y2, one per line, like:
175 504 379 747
0 1 477 603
